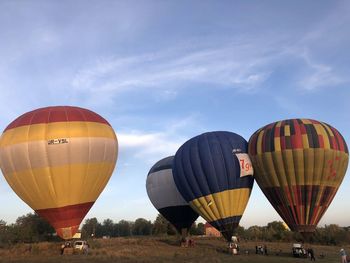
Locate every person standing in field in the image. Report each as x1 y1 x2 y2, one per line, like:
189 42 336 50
308 248 315 261
83 242 89 255
340 248 347 263
60 243 65 255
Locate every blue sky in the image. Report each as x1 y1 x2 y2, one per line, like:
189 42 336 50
0 1 349 228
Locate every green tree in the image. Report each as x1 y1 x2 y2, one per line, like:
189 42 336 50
196 222 205 235
266 221 287 241
166 222 177 235
132 218 152 236
189 222 205 236
316 224 345 245
82 218 102 238
152 214 168 235
235 225 245 239
14 213 55 242
246 225 263 241
189 222 197 235
117 220 132 237
0 220 8 246
101 219 114 237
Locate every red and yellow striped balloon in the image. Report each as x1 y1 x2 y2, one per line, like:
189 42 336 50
248 119 348 238
0 106 118 239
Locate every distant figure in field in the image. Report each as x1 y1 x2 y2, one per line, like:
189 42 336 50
83 242 89 255
340 248 347 263
180 237 186 247
264 245 268 255
307 248 315 261
228 242 233 254
232 243 238 255
60 243 65 255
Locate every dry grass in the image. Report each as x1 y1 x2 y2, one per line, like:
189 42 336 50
0 236 348 263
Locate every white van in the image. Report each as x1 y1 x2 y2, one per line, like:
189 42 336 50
292 243 307 257
74 240 89 251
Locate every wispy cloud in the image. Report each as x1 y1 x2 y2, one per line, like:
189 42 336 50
298 53 343 91
69 22 349 107
70 43 274 101
117 114 202 164
279 45 346 91
118 132 181 160
290 2 350 91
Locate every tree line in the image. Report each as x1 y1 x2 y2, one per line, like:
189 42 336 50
1 213 350 246
81 214 204 238
236 221 350 245
0 213 204 246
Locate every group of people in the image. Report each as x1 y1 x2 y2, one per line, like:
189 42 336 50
180 237 195 247
60 241 89 255
60 241 72 255
255 245 268 255
228 242 239 255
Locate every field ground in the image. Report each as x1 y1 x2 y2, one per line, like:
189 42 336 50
0 236 348 263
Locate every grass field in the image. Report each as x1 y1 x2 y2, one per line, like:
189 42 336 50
0 236 347 263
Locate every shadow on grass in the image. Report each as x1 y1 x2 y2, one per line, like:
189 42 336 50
157 237 182 247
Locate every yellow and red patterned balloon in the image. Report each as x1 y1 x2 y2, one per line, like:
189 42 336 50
248 119 348 238
0 106 118 239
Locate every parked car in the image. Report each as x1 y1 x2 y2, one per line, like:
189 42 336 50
292 243 307 257
74 240 89 252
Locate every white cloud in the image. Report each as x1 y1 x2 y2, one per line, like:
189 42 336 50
70 43 274 103
116 114 202 164
288 3 350 91
279 46 346 92
300 64 343 91
118 132 182 163
68 22 349 106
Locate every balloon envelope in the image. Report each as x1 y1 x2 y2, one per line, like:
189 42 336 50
0 106 118 239
248 119 348 237
146 156 198 235
173 131 254 241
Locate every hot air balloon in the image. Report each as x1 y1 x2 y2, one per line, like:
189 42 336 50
0 106 118 239
173 131 254 241
146 156 198 237
248 119 349 239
